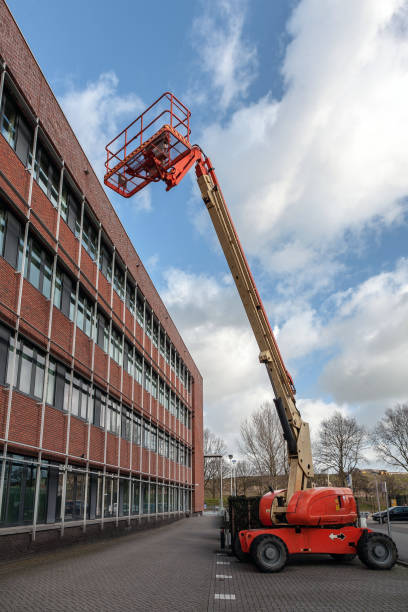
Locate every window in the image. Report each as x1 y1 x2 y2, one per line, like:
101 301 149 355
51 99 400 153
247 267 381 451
7 335 55 402
96 312 109 353
165 433 169 459
159 380 164 406
23 235 53 299
61 181 80 235
0 89 33 166
82 213 98 260
135 352 143 385
53 267 75 319
144 365 151 394
0 203 22 270
145 307 152 338
170 391 176 416
165 339 170 364
106 396 120 435
158 431 165 456
121 407 132 441
123 341 134 377
143 420 150 449
151 371 158 399
65 374 91 420
76 290 94 338
126 280 135 314
136 291 144 327
33 145 60 208
159 331 165 357
150 423 157 452
170 345 175 370
165 385 169 411
99 241 112 282
176 355 180 378
153 318 158 347
92 387 106 429
113 262 125 299
132 413 141 445
110 326 123 365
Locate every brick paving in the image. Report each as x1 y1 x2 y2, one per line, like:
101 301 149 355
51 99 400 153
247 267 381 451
0 515 407 611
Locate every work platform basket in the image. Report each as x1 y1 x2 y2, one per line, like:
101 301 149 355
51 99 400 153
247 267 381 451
104 93 192 197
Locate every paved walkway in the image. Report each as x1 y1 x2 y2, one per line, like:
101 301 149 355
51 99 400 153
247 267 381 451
0 515 407 611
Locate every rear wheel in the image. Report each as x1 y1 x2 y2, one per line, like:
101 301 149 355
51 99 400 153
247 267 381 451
251 534 288 573
232 534 249 562
330 553 356 563
357 532 397 570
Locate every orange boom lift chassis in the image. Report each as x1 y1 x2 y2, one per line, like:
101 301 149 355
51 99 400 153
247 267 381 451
105 93 397 572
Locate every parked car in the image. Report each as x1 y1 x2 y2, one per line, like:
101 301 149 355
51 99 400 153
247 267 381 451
372 506 408 522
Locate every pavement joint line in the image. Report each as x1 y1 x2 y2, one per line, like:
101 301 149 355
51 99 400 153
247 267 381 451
216 575 232 579
214 594 236 600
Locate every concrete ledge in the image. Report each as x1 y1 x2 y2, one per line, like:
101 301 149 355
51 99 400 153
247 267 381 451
0 513 189 562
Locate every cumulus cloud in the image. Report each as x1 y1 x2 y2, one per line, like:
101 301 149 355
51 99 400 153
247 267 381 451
199 0 408 294
191 0 258 111
320 258 408 405
59 72 145 183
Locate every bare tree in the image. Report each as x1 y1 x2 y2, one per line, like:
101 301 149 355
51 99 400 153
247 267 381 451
235 460 256 496
239 402 285 489
204 428 227 498
373 404 408 472
314 412 367 486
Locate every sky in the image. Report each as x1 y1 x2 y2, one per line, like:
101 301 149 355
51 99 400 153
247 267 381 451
7 0 408 466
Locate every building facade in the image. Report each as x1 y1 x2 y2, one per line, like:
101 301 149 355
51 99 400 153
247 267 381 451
0 1 204 543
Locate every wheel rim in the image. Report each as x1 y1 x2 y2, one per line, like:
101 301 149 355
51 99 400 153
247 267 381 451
263 543 280 564
372 542 390 563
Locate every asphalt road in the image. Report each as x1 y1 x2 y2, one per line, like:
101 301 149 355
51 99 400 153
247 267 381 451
367 519 408 564
0 516 407 611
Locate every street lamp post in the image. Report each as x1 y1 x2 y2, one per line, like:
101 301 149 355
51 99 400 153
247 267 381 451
232 459 237 496
228 454 233 496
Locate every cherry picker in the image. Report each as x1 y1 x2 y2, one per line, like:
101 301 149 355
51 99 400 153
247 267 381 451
104 93 397 572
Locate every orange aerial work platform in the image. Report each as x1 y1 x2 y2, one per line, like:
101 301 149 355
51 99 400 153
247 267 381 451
104 92 194 198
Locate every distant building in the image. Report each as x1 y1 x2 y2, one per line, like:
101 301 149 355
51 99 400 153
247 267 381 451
0 0 203 547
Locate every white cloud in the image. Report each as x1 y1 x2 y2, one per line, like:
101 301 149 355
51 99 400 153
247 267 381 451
191 0 258 111
199 0 408 294
297 398 349 442
58 72 144 183
320 258 408 405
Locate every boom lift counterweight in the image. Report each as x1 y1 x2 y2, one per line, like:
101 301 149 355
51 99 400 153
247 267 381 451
104 93 397 572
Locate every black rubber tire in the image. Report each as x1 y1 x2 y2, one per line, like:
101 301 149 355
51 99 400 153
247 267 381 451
251 534 288 573
330 553 356 563
232 534 249 562
357 532 397 570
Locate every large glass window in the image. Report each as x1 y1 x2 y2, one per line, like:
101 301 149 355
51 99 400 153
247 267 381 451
0 89 33 166
33 145 60 208
64 471 87 521
113 262 125 299
82 213 98 261
24 235 53 299
7 336 55 402
131 480 140 514
110 326 123 365
132 413 141 445
144 365 151 394
96 312 109 353
145 307 152 338
121 407 131 441
136 291 144 327
124 342 134 377
159 331 165 357
99 241 112 282
76 290 94 338
151 371 158 399
126 280 135 314
135 353 143 385
61 181 80 235
0 203 22 270
104 474 117 518
0 457 42 526
106 396 120 435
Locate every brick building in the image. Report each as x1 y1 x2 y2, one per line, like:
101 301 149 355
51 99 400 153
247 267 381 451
0 1 203 545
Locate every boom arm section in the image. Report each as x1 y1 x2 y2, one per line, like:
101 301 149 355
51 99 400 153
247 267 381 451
193 153 314 503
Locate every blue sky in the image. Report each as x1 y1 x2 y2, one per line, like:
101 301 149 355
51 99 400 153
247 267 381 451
8 0 408 463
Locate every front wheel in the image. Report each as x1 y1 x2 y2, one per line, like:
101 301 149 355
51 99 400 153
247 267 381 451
330 554 356 563
357 532 397 570
251 534 288 573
